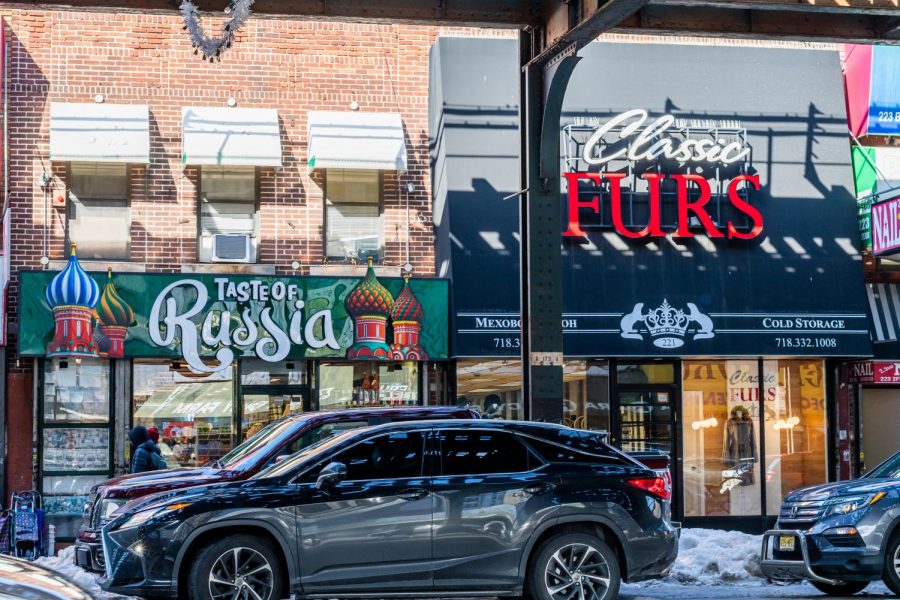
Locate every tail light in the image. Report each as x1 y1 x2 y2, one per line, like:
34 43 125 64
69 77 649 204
627 476 671 500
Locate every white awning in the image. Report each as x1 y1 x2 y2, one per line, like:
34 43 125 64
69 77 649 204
182 107 282 167
50 103 150 163
307 111 407 172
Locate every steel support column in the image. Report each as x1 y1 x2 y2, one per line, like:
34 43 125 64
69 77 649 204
520 30 581 422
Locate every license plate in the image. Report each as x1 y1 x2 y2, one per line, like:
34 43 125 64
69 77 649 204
779 535 796 552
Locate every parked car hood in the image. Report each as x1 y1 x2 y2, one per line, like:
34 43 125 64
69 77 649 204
99 467 235 500
111 479 286 524
784 477 900 502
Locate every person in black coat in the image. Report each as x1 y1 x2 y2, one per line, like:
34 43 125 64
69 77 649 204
129 425 165 473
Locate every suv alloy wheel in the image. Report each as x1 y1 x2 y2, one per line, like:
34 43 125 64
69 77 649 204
188 534 284 600
884 532 900 597
528 532 620 600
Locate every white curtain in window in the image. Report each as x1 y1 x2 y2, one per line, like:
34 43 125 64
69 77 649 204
68 162 129 259
325 169 382 260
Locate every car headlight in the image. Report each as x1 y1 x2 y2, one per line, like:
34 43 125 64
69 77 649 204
98 499 127 524
114 502 192 530
825 492 886 516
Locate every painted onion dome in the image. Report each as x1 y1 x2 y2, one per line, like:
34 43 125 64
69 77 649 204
46 244 100 309
97 268 135 327
346 257 394 319
391 275 424 322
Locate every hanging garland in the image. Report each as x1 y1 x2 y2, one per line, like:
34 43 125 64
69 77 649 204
180 0 255 61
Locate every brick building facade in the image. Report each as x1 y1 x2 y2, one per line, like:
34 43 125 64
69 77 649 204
0 6 486 536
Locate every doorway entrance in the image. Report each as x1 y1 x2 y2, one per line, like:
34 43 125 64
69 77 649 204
611 361 681 517
237 359 311 442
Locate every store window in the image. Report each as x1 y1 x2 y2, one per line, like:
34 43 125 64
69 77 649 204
563 360 610 432
318 362 419 409
682 360 763 517
199 166 258 263
241 359 306 386
68 162 129 260
455 359 523 420
132 362 235 468
41 358 113 539
763 359 827 514
617 362 675 384
325 169 383 262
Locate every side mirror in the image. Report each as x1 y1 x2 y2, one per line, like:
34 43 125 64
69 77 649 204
315 462 347 491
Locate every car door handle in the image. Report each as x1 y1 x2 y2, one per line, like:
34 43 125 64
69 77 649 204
523 483 553 495
397 488 429 501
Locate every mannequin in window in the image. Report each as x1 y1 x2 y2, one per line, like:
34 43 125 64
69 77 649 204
723 405 757 486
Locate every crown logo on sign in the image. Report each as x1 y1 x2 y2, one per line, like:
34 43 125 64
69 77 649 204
644 300 690 338
620 299 715 349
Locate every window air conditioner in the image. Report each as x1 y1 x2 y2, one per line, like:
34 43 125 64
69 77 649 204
211 233 251 263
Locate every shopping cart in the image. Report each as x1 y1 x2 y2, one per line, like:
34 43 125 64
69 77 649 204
10 491 43 559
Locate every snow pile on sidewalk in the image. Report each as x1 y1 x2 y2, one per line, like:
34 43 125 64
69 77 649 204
34 546 137 599
665 528 764 585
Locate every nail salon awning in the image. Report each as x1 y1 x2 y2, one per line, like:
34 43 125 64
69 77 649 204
182 107 282 167
307 111 407 172
50 103 150 163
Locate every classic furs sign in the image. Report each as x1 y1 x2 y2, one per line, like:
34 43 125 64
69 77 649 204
563 109 763 239
18 258 449 371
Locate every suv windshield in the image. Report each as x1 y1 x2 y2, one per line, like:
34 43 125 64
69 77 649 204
865 451 900 479
216 417 310 470
253 427 371 480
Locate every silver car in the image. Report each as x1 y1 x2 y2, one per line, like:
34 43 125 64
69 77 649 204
0 554 96 600
761 451 900 596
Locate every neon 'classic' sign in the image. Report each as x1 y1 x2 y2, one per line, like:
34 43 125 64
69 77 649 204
563 109 763 240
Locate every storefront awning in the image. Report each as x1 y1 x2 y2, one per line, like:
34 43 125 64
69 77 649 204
867 283 900 359
182 107 282 167
50 103 150 163
307 111 407 172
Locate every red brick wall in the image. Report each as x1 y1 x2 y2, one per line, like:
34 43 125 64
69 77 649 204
0 5 492 493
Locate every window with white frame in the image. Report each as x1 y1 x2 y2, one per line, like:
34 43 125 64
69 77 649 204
68 162 130 260
199 167 258 263
325 169 383 262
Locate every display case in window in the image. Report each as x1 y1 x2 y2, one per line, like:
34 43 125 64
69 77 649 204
42 428 110 472
318 362 418 409
39 358 114 541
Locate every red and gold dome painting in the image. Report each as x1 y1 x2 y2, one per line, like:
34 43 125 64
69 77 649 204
391 276 424 323
346 257 394 319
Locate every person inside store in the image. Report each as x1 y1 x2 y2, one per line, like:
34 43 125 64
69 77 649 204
129 425 166 473
482 394 505 419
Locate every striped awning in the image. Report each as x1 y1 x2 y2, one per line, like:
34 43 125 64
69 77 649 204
867 283 900 356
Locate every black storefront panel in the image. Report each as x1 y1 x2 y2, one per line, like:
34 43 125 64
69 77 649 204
431 39 871 359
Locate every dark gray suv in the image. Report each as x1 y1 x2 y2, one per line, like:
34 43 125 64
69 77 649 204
761 450 900 597
101 420 679 600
